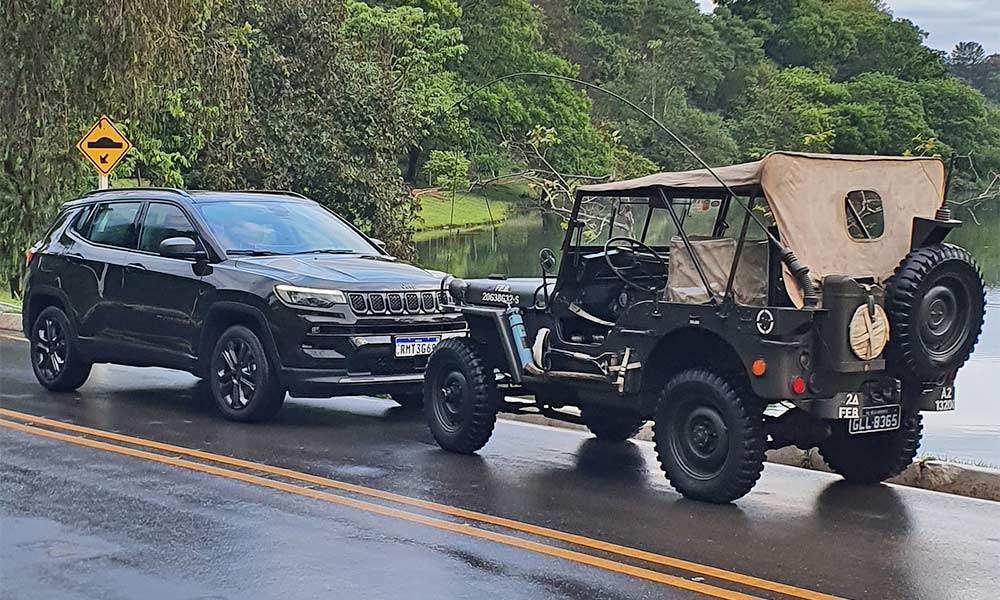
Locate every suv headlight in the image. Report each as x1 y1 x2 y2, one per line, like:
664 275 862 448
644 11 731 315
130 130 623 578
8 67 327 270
274 284 347 310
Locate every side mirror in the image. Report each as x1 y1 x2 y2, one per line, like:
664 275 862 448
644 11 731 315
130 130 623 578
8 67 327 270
160 237 206 261
370 238 387 251
539 248 556 274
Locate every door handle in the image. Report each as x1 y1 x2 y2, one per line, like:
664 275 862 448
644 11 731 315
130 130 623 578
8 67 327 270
126 262 146 270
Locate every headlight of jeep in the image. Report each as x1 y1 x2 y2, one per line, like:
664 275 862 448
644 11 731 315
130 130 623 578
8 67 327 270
274 284 347 310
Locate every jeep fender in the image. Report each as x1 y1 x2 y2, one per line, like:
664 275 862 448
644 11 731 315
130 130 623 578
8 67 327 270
455 305 523 383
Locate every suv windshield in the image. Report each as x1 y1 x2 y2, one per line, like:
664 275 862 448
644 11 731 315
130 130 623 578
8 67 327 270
196 200 377 255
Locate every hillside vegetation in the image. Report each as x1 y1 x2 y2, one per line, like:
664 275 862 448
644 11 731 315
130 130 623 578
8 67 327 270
3 0 998 294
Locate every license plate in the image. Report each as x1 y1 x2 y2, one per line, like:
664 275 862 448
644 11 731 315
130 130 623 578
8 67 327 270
393 336 440 358
848 404 901 435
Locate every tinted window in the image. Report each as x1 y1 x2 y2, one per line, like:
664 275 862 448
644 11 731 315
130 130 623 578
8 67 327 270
845 190 884 239
196 201 376 255
139 203 199 253
71 205 95 235
84 202 142 248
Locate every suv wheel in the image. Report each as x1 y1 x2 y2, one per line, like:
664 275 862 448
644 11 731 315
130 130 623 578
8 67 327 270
390 391 424 409
424 338 498 454
653 369 766 503
30 306 92 392
209 325 285 423
580 406 645 441
819 412 922 483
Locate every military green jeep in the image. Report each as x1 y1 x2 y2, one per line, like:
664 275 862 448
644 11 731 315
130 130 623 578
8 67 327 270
422 152 986 503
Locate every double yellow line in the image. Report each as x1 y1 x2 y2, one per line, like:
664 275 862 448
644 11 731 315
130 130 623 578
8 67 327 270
0 407 845 600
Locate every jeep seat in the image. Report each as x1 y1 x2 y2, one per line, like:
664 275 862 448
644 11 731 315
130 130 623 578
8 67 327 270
666 236 768 306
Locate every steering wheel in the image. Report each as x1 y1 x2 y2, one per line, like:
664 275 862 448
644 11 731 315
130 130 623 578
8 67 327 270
603 236 669 293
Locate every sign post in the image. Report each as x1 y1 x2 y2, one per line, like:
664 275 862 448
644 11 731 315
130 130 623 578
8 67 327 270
76 115 132 188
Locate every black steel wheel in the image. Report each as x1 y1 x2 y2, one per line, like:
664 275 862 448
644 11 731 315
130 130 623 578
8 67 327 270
886 244 986 381
29 306 91 392
209 325 285 422
819 413 922 484
390 391 424 409
423 338 498 454
653 369 766 503
580 405 645 441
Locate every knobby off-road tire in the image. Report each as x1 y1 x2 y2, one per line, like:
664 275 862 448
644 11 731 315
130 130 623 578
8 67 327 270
580 406 645 441
423 338 499 454
209 325 286 423
653 369 766 503
30 306 92 392
390 391 424 409
819 413 923 484
885 243 985 382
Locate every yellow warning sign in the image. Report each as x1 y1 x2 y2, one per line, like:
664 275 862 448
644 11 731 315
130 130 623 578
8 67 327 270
76 116 132 176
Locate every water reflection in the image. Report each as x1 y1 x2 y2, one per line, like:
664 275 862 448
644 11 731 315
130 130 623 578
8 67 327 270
417 205 1000 464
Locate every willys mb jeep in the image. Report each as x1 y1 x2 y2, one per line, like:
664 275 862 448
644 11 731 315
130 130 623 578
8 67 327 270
422 152 986 503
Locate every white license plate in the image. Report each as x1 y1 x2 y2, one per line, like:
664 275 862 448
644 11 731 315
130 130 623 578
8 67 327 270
848 404 901 435
394 336 440 358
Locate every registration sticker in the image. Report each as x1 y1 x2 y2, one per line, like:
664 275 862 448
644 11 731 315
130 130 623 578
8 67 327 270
394 336 440 358
848 404 901 435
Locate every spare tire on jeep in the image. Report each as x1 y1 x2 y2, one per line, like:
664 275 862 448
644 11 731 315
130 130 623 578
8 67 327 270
885 243 986 382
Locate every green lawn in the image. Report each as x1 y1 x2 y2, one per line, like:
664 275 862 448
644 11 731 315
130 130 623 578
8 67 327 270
416 191 510 231
0 288 21 309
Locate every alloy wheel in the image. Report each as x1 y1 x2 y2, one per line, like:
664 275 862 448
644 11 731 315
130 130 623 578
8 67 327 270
216 338 259 410
34 317 67 381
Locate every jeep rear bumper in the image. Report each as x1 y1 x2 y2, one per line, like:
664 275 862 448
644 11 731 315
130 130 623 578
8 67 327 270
792 381 956 419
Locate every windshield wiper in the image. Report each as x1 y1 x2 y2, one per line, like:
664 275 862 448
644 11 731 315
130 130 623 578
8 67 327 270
292 249 359 255
226 249 287 256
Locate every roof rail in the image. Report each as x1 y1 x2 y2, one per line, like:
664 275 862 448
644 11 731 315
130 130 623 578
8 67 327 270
230 189 310 200
81 187 191 198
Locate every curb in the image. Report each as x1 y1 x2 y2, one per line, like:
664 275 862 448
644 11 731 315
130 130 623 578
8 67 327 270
1 312 995 502
0 312 21 333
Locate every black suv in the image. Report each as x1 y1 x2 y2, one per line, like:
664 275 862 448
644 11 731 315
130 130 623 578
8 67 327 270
22 188 465 421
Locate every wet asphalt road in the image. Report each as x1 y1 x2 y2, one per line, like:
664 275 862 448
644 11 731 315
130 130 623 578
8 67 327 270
2 336 999 600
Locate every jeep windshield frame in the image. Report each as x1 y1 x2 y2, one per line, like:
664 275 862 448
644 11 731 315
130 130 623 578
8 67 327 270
560 186 752 306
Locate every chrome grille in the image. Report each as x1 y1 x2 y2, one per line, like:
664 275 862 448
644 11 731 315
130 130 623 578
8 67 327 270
405 293 420 312
348 293 367 313
387 293 404 313
347 290 446 316
421 292 436 311
368 293 387 313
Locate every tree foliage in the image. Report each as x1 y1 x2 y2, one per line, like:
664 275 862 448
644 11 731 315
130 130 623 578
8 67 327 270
3 0 1000 293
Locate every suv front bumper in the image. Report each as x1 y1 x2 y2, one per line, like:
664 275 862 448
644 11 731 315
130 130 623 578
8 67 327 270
278 329 467 397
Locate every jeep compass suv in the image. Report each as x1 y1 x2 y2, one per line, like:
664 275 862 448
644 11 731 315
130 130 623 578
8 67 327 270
22 188 465 421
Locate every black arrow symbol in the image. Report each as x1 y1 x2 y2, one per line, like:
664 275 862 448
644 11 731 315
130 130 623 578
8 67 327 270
100 154 108 164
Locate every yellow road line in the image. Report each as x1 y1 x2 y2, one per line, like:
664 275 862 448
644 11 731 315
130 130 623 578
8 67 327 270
0 417 763 600
0 407 844 600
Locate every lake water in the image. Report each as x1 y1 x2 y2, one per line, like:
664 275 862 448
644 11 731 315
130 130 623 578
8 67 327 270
417 206 1000 466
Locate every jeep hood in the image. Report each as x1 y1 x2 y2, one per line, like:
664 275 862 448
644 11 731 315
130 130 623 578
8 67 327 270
234 254 444 289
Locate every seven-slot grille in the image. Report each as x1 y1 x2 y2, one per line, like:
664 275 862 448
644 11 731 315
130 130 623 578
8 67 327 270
347 291 443 316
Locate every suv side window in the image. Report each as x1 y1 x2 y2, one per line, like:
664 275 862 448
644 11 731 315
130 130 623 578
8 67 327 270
138 203 200 254
71 204 96 235
81 202 142 249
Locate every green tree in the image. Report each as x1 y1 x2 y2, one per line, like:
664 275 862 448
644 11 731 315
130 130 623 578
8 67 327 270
0 0 248 293
191 0 464 257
